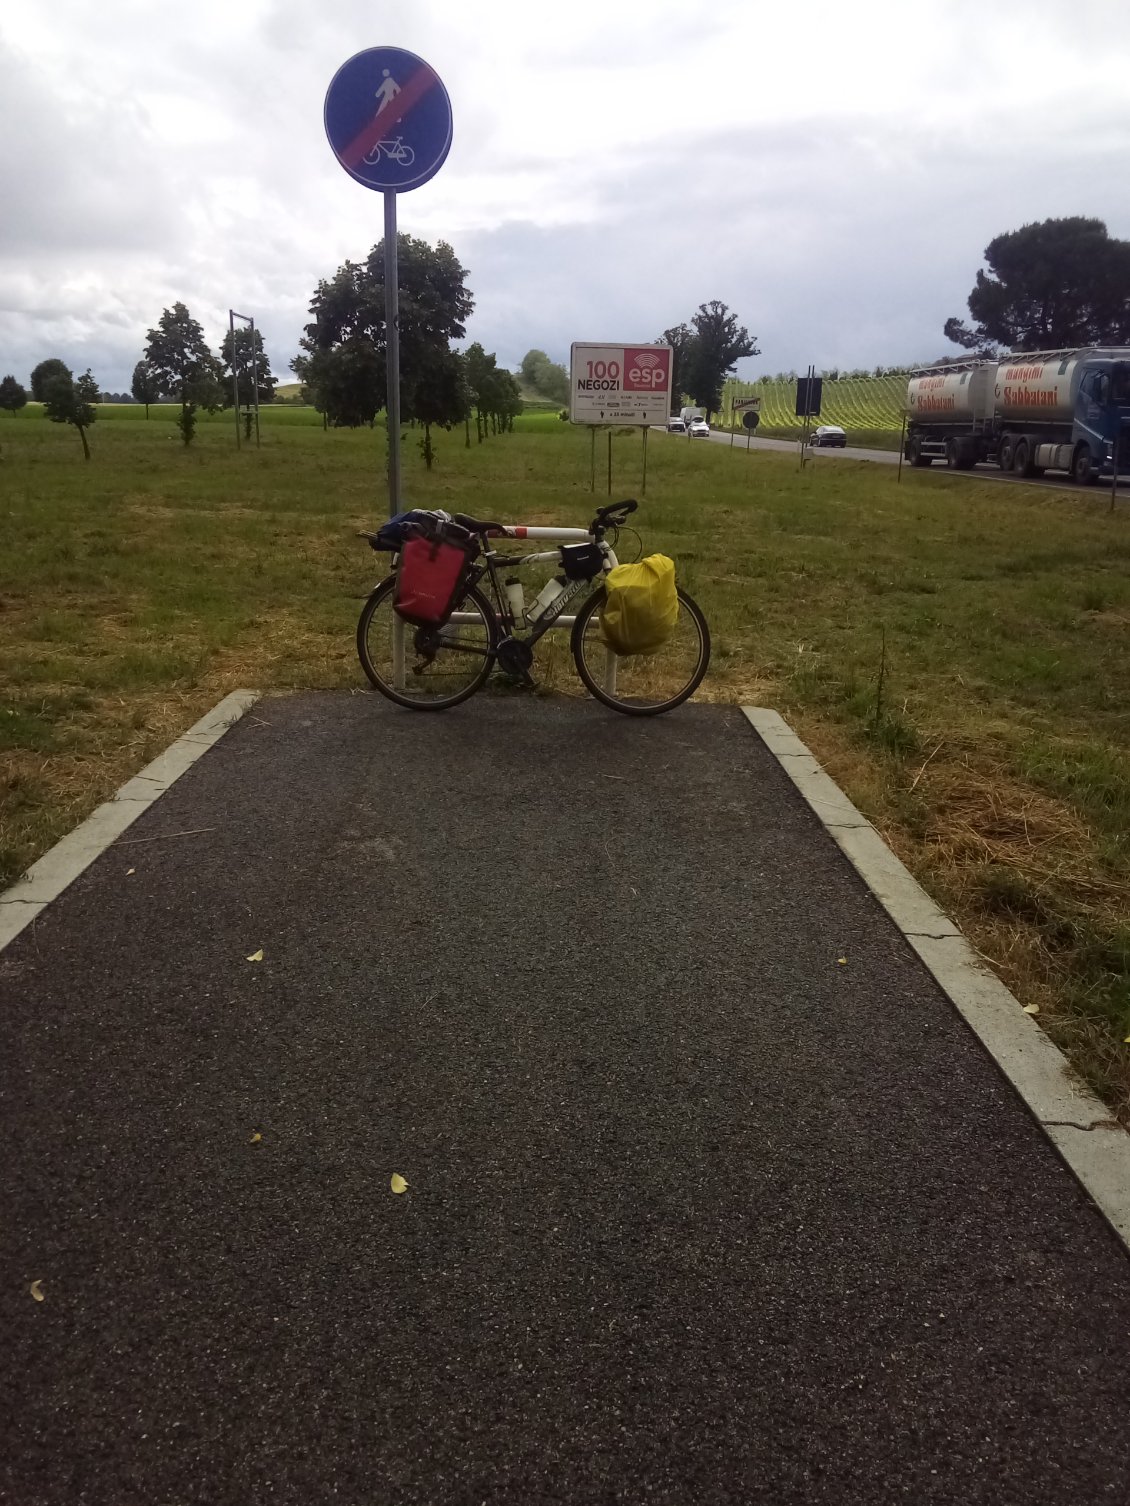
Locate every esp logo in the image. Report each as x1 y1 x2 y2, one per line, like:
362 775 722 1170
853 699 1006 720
623 347 670 393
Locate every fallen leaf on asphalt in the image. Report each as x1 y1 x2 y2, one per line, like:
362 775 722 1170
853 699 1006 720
1022 1004 1040 1015
246 949 264 963
29 1281 44 1303
390 1173 409 1195
250 1131 262 1144
126 868 135 876
837 957 847 966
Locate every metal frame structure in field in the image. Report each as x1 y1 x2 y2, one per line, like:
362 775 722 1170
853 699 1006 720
228 309 262 451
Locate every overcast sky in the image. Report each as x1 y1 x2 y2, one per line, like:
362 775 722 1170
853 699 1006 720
2 0 1129 393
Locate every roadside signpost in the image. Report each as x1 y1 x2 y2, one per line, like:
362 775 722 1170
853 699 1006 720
569 343 672 495
733 395 761 449
797 365 821 465
324 47 453 515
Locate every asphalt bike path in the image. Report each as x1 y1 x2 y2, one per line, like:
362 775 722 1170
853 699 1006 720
3 694 1129 1504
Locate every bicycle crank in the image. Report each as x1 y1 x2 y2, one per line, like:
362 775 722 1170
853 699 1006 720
495 635 536 685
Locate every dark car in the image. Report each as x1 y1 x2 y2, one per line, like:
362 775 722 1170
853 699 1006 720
811 425 847 447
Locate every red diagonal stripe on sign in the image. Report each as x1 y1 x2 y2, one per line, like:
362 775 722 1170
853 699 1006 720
340 65 438 171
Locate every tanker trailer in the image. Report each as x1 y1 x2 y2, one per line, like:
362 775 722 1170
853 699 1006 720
905 365 994 469
905 349 1130 482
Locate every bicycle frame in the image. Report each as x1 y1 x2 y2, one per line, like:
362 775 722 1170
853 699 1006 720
389 524 621 690
474 534 621 638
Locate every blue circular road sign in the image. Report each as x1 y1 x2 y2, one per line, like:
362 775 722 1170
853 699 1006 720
324 47 452 193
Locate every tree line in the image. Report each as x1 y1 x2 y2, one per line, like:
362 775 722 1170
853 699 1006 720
290 234 526 467
5 213 1127 460
0 311 278 457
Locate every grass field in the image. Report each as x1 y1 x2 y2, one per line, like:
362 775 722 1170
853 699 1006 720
3 404 1129 1119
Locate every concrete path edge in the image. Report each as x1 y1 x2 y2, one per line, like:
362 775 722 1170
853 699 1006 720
0 690 260 953
741 705 1130 1254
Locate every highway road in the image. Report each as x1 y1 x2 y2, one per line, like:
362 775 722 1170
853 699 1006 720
656 426 1127 497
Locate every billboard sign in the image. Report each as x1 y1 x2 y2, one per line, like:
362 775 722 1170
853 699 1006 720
569 343 672 425
733 396 762 413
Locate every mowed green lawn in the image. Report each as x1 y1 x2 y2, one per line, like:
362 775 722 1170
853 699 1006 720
3 403 1129 1115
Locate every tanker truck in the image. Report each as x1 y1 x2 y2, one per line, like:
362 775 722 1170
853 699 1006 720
904 348 1130 483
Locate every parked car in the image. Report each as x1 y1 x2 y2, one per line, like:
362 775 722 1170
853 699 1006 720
688 418 710 438
666 416 686 433
811 425 847 447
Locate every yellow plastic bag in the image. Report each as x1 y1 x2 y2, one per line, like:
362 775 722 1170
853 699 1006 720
600 554 678 655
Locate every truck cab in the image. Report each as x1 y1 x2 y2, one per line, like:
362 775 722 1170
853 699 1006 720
1074 359 1130 481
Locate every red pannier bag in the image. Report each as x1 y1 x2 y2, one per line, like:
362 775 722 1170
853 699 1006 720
394 528 476 626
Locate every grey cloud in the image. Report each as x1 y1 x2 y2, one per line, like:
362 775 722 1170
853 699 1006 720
0 40 185 258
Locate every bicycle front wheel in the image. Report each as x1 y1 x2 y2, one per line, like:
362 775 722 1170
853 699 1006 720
357 577 498 710
570 585 711 715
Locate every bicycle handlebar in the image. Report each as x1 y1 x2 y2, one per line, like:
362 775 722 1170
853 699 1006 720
590 499 638 534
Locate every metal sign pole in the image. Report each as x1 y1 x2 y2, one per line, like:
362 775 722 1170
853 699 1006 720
607 430 612 496
229 310 240 450
384 190 402 518
897 412 907 483
250 317 261 449
641 425 648 496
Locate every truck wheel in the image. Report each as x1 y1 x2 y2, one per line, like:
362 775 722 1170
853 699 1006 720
1012 440 1035 477
999 438 1014 471
908 436 931 468
945 439 959 468
1072 444 1098 485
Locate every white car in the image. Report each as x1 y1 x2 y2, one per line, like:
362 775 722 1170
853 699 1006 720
688 418 710 438
810 425 847 447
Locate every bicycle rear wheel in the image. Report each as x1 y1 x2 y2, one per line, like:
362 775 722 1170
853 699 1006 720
357 577 498 709
570 585 711 715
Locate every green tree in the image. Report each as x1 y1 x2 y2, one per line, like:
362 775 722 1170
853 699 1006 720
219 326 277 440
294 235 473 430
42 369 99 459
464 341 495 442
683 302 759 419
30 358 71 402
144 302 223 445
291 341 383 430
0 375 28 415
519 349 570 404
131 360 158 418
660 324 695 414
462 342 522 439
413 347 471 470
945 217 1130 353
